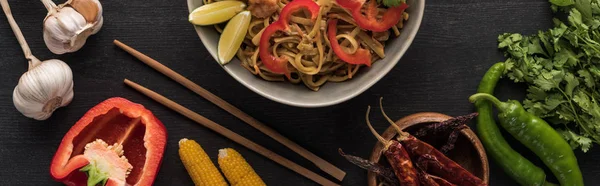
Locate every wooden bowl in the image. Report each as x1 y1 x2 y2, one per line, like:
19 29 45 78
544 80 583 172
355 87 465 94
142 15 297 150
367 112 489 185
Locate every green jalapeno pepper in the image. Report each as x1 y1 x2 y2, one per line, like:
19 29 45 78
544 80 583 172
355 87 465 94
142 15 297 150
474 63 548 186
470 93 584 186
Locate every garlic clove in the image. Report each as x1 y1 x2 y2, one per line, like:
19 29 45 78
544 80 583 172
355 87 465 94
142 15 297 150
43 7 89 54
69 24 94 51
43 30 70 55
13 59 74 120
93 0 102 22
84 0 103 34
77 0 103 34
91 15 103 34
69 0 99 22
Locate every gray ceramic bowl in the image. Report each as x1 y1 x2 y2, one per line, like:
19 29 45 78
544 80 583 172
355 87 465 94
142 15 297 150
187 0 424 107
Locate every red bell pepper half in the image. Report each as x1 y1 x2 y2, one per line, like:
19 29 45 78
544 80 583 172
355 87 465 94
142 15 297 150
259 0 320 78
336 0 409 32
327 19 372 66
50 97 167 186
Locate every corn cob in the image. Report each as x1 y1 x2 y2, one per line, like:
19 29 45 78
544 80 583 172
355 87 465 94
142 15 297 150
218 148 266 186
179 138 228 186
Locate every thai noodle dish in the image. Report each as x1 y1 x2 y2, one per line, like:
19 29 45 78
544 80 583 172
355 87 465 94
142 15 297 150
192 0 410 91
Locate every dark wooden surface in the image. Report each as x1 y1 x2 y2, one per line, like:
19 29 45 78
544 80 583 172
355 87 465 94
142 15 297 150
1 0 599 185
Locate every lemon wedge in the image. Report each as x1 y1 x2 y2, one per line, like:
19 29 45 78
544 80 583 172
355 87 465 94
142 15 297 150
189 1 246 26
218 11 251 64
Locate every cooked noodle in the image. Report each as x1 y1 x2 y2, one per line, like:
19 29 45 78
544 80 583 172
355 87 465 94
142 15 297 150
209 0 409 91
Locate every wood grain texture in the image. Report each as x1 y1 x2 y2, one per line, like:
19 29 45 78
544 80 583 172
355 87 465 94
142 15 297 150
0 0 598 185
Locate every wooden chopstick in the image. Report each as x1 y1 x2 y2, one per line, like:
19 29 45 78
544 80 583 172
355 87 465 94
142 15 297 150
113 39 346 181
123 79 338 186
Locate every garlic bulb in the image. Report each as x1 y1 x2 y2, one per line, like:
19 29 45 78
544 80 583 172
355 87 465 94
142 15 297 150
42 0 103 54
13 59 74 120
1 0 74 120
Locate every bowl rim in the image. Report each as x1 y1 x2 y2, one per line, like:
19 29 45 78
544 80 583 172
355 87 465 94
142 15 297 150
187 0 425 107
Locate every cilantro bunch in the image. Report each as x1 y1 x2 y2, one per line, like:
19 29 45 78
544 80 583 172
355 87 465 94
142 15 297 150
498 0 600 152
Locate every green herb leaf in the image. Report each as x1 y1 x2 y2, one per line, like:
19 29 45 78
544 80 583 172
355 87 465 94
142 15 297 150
574 90 600 118
569 9 585 26
590 65 600 78
574 0 593 20
538 31 555 56
550 0 575 6
556 104 576 121
527 86 548 101
564 72 580 96
533 70 563 90
558 129 592 152
379 0 405 7
527 38 548 56
545 98 566 111
498 33 522 49
573 90 592 112
592 2 600 14
577 69 596 88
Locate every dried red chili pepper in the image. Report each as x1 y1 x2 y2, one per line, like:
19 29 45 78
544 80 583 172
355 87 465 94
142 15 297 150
338 149 399 185
327 19 372 66
430 175 457 186
414 154 484 186
417 167 457 186
414 113 478 137
366 107 420 186
400 135 484 186
414 113 478 154
336 0 408 32
258 0 320 78
384 140 419 186
50 97 167 186
417 168 440 186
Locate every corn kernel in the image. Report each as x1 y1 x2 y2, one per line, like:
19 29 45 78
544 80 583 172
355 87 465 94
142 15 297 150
179 138 228 186
218 148 266 186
